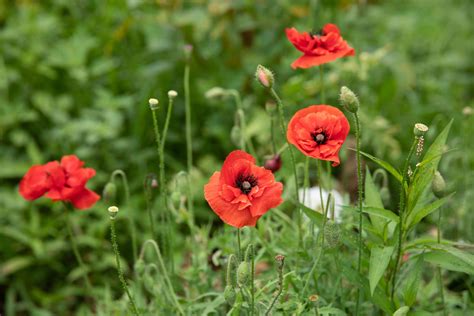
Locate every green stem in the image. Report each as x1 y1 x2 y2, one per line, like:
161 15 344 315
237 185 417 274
269 88 301 245
270 112 277 155
151 108 173 271
144 174 156 238
237 228 242 262
437 207 447 315
319 65 325 103
110 217 140 316
65 208 93 292
138 240 184 315
184 61 194 214
265 258 284 316
161 95 174 152
354 112 363 316
302 195 331 295
390 138 418 300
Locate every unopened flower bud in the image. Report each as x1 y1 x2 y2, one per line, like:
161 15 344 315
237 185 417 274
134 259 145 275
171 191 181 204
324 220 340 248
380 187 391 206
255 65 274 88
339 86 359 113
432 171 447 198
224 285 236 305
413 123 428 137
103 182 117 204
149 98 159 110
108 206 119 219
168 90 178 99
205 87 227 100
184 44 193 60
264 154 282 173
237 262 250 285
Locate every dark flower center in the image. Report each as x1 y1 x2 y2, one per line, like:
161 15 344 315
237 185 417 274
311 131 327 145
235 174 258 194
310 28 324 38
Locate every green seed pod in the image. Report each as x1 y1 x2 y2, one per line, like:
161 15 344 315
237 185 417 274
103 182 117 204
324 220 340 248
432 171 447 198
224 285 236 305
237 262 250 285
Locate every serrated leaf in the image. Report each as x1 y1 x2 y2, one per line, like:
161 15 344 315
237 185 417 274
403 254 424 306
406 193 454 229
369 246 394 295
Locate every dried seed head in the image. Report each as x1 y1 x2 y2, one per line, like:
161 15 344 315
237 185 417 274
255 65 274 88
462 106 473 116
108 206 119 219
339 86 359 113
432 171 447 198
413 123 429 137
148 98 159 110
168 90 178 99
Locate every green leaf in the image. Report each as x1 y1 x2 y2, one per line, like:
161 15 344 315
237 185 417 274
357 150 402 182
424 251 474 275
426 244 474 268
300 203 324 227
393 306 410 316
407 120 453 214
403 254 424 306
365 167 386 234
369 246 394 295
342 205 399 223
318 306 347 315
406 193 454 229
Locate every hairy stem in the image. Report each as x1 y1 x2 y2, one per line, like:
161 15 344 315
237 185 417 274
354 112 363 316
110 217 140 316
437 207 447 315
184 61 194 216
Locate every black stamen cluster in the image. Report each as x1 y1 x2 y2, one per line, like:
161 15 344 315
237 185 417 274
235 174 258 194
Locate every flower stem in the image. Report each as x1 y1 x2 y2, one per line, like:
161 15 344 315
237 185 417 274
319 65 325 103
437 207 447 316
265 257 285 316
110 217 140 316
390 138 418 300
354 112 363 316
151 107 173 272
269 88 302 245
144 174 157 238
139 240 184 315
65 208 93 293
237 228 242 262
184 60 194 215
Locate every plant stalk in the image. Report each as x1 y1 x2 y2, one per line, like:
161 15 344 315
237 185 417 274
354 112 363 316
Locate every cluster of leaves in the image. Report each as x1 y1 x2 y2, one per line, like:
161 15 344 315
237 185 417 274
0 0 473 315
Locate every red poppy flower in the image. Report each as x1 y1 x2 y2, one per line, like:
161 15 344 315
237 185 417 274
285 24 355 69
19 155 100 209
204 150 283 228
287 105 350 166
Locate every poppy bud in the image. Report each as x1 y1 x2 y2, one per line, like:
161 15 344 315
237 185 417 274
148 98 159 110
168 90 178 99
108 206 119 219
103 182 117 204
237 262 250 285
171 191 181 204
413 123 429 137
432 171 447 198
230 125 242 147
184 44 193 60
265 101 277 114
264 154 282 173
339 86 359 113
324 220 340 248
134 259 145 275
255 65 274 88
380 187 391 207
205 87 227 100
224 285 236 305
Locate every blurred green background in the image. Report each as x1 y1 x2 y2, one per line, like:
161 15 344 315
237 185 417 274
1 0 473 314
